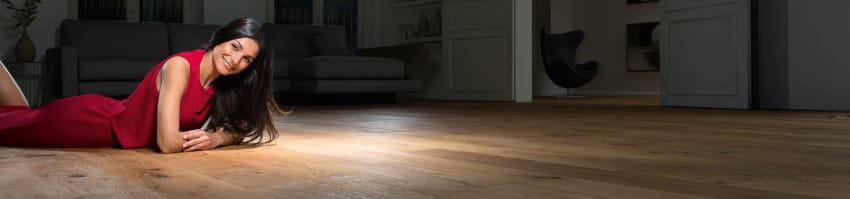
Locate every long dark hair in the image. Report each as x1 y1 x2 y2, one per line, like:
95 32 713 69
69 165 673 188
202 17 283 145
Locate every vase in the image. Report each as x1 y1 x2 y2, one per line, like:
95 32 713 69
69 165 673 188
15 30 36 62
417 13 429 33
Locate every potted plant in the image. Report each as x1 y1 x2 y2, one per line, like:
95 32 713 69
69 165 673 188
2 0 41 62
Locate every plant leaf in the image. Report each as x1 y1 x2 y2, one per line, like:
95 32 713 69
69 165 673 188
1 0 13 7
3 0 41 29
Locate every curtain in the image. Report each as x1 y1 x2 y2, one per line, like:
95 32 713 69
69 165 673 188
275 0 313 24
140 0 183 23
78 0 127 20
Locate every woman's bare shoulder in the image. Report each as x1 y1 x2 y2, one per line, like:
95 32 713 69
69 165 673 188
156 56 191 90
163 56 190 72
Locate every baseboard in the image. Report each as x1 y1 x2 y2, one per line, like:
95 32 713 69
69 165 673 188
563 90 660 97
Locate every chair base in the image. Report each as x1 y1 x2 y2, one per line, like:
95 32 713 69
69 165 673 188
552 94 587 98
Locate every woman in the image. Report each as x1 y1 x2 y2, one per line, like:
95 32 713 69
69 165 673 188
0 17 283 153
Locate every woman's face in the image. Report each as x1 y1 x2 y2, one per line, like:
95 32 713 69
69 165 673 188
211 37 260 76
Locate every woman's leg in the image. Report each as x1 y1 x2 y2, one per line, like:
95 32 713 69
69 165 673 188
0 60 29 107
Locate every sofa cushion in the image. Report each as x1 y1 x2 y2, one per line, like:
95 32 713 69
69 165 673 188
287 56 404 80
168 23 219 53
79 58 160 81
311 25 353 56
274 79 291 92
273 58 289 78
261 24 319 60
60 20 169 59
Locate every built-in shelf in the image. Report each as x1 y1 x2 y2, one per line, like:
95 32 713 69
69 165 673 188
401 36 442 44
396 0 441 8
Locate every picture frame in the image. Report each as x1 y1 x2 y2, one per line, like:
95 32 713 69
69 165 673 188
627 0 658 5
626 22 660 72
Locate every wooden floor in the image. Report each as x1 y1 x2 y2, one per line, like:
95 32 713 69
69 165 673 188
3 97 850 198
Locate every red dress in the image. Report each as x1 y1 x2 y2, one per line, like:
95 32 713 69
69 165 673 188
0 49 213 149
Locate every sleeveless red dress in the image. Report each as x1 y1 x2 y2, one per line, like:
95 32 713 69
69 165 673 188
0 49 213 149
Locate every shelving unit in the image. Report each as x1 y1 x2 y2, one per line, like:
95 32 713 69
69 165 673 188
400 36 442 44
395 0 442 44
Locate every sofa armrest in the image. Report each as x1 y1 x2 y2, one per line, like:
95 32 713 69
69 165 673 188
47 47 79 97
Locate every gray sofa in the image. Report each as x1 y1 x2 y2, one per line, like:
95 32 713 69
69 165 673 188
47 19 422 104
47 20 221 97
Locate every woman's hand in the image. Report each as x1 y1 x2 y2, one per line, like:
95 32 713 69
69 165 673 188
181 129 220 152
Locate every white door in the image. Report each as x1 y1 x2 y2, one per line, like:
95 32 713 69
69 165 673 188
660 0 751 109
443 0 515 100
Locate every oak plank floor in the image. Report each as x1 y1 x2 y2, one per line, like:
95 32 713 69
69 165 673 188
2 97 850 198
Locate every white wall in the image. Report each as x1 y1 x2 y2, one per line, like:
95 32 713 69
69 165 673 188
0 0 68 62
758 0 850 111
786 1 850 111
183 0 205 24
532 0 551 97
358 0 399 48
543 0 659 97
203 0 269 25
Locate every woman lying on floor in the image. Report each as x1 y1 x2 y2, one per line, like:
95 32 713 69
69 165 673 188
0 17 284 153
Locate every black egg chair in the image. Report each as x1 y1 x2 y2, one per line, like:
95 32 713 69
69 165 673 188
539 28 599 97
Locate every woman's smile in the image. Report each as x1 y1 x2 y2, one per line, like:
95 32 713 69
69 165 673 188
222 56 234 71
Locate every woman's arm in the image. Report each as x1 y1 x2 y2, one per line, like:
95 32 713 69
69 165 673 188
156 57 191 153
